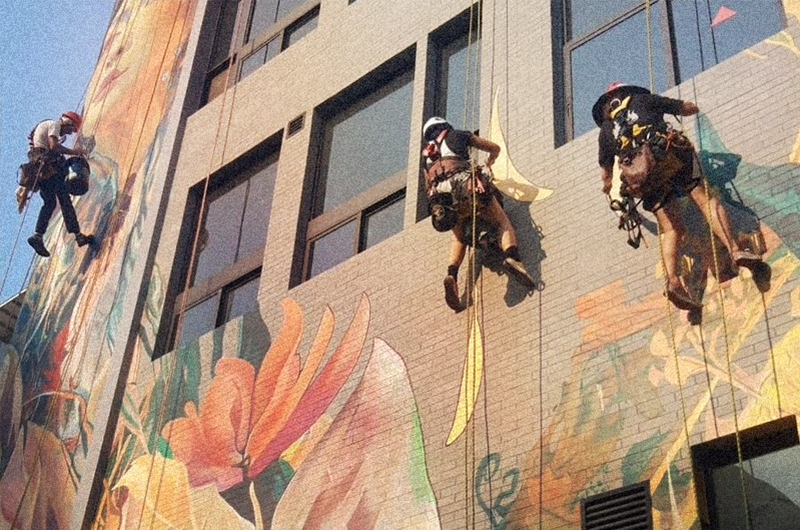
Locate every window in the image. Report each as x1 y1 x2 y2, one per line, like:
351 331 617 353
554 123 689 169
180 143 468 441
558 0 786 141
692 415 800 530
297 52 414 282
430 10 482 133
169 143 279 351
200 0 320 105
581 481 652 529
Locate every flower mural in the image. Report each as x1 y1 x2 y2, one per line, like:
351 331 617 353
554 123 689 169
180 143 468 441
162 296 369 491
92 294 440 529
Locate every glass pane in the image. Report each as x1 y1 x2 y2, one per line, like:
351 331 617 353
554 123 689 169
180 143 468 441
284 10 318 49
569 0 641 38
248 0 279 41
364 197 404 249
711 445 800 529
193 181 248 285
238 160 278 259
672 0 784 81
321 73 413 213
224 275 261 321
438 32 481 132
211 0 241 67
308 220 357 278
570 4 666 138
240 45 268 80
176 295 219 349
206 67 229 104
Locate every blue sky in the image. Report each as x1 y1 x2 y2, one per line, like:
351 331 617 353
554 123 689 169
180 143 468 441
0 1 116 301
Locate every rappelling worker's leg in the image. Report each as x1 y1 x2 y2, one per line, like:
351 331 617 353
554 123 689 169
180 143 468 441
687 183 760 269
656 201 701 310
482 196 534 289
444 225 466 312
55 185 95 247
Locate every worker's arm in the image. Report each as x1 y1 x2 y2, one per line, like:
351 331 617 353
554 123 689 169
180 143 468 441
47 135 83 156
469 134 500 167
600 165 613 194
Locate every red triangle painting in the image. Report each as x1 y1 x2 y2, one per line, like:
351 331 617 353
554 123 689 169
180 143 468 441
711 5 737 27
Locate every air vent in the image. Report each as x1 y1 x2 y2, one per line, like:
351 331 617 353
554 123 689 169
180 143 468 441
286 113 305 138
581 482 652 530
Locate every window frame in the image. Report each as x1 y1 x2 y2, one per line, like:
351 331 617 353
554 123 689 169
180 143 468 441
557 0 787 143
163 136 281 355
200 0 320 105
293 49 416 284
691 415 800 530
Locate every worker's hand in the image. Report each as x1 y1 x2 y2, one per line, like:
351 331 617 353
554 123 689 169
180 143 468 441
680 101 699 116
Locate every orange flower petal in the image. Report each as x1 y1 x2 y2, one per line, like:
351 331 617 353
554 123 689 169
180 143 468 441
245 306 335 470
250 299 303 426
247 294 369 477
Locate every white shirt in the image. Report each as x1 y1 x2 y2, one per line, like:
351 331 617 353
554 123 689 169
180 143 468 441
30 119 65 149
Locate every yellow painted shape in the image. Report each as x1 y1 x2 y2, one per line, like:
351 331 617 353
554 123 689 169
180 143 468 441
609 95 631 119
446 288 484 446
489 88 554 202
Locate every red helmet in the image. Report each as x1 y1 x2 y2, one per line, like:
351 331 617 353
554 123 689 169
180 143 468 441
61 111 83 130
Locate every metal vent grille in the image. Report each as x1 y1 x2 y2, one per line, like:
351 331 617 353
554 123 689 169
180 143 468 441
286 113 305 138
582 482 652 530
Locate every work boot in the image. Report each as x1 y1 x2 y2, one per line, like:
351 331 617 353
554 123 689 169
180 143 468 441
75 233 96 247
443 275 463 312
665 282 702 311
28 233 50 258
503 256 535 290
732 249 761 270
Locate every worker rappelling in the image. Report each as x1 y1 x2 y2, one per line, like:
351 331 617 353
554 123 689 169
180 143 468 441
594 83 763 310
422 117 535 312
17 111 95 258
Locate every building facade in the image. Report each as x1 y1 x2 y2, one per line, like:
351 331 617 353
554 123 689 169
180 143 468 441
1 0 799 528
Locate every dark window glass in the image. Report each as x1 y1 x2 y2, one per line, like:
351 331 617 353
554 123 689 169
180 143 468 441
238 162 278 257
309 220 357 278
193 157 278 285
364 197 404 249
223 274 261 321
569 0 641 37
248 0 280 42
672 0 785 80
211 0 242 67
560 0 785 142
283 8 318 49
570 3 665 137
320 72 413 213
710 445 800 529
248 0 308 42
240 38 280 80
206 67 229 103
437 31 481 132
176 295 220 348
194 181 248 284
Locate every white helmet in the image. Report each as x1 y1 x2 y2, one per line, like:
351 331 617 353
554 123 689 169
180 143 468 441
423 117 451 141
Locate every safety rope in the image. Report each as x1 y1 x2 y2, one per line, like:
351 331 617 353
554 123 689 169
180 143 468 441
135 1 241 527
641 3 754 528
8 0 152 527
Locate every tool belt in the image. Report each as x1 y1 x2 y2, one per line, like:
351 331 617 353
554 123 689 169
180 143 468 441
19 148 65 191
619 128 692 198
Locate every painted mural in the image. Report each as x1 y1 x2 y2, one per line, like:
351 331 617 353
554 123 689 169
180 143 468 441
0 0 199 527
502 110 800 530
88 294 439 529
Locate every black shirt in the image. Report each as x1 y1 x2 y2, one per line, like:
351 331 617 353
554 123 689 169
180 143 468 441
598 92 684 168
